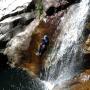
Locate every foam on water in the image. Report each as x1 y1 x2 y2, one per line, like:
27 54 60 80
43 0 90 89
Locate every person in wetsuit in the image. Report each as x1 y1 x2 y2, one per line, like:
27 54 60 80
36 35 49 56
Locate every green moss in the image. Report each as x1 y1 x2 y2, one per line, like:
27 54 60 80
35 0 43 19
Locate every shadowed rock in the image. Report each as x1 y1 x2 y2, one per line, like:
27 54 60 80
45 0 80 16
0 53 9 71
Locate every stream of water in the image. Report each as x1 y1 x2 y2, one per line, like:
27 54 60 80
43 0 90 89
0 0 90 90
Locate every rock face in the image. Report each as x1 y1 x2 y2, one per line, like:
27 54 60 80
68 69 90 90
43 0 80 16
0 0 90 90
0 0 77 73
83 32 90 54
4 19 40 67
0 0 36 71
0 0 89 82
82 16 90 68
0 68 44 90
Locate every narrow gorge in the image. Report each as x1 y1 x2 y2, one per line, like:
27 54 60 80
0 0 90 90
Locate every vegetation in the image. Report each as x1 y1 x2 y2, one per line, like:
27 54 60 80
35 0 43 19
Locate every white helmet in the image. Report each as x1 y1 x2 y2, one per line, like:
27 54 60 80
44 35 48 39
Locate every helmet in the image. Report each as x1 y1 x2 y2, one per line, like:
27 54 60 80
44 35 48 39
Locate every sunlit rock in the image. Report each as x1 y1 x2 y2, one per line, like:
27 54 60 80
83 35 90 53
69 69 90 90
0 0 33 19
4 19 40 67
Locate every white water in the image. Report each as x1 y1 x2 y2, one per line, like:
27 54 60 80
0 0 89 90
43 0 90 89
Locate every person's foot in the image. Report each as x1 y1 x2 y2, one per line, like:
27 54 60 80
36 52 41 56
36 52 39 56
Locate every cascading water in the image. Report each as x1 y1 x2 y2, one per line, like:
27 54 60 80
0 0 90 90
42 0 90 89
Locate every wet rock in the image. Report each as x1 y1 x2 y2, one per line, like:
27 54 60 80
0 68 44 90
67 0 80 4
0 0 39 75
69 69 90 90
0 53 9 71
4 19 40 67
44 0 80 16
0 0 35 21
83 54 90 70
83 35 90 54
86 23 90 31
46 6 56 16
1 2 63 75
45 1 69 16
0 0 85 75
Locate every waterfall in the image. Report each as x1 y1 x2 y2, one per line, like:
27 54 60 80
0 0 90 90
43 0 90 89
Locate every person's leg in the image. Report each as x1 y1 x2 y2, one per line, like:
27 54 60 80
36 45 41 56
40 45 46 55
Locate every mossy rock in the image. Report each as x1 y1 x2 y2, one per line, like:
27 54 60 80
86 23 90 30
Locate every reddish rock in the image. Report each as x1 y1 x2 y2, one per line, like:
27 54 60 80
70 69 90 90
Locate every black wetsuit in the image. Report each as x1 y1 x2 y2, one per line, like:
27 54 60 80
38 36 49 55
